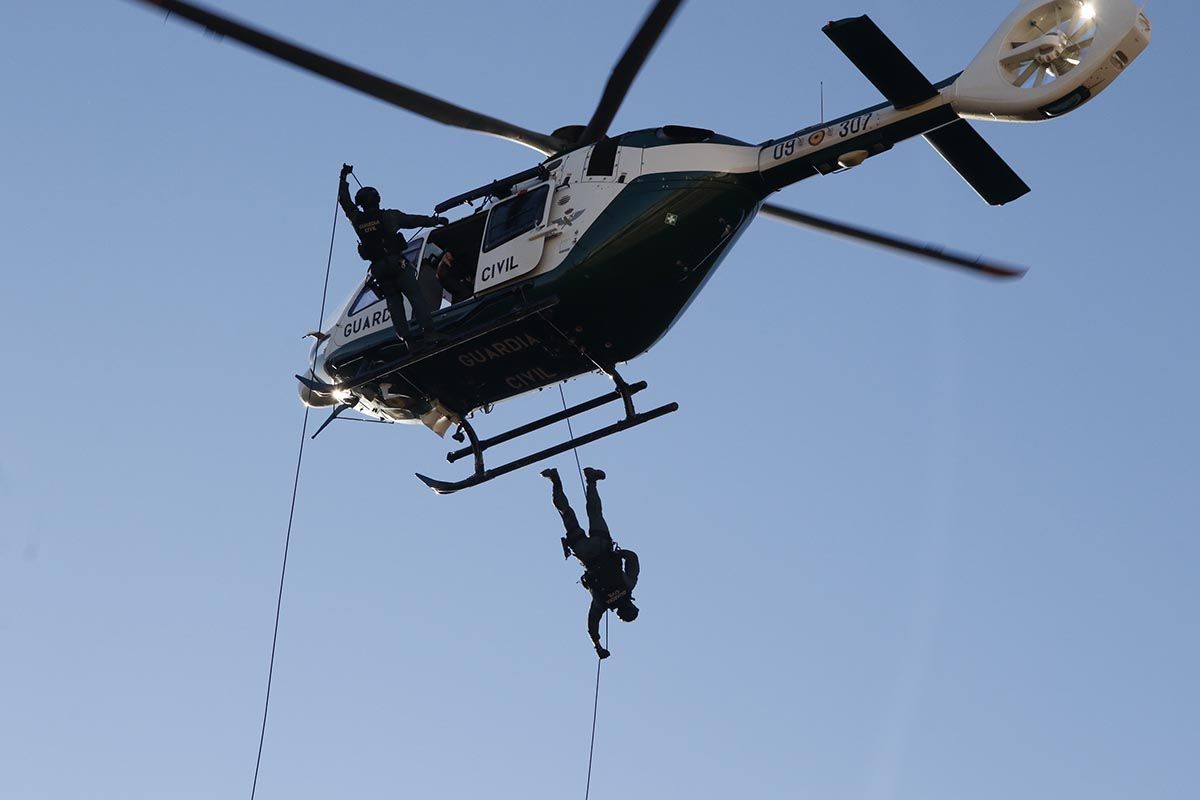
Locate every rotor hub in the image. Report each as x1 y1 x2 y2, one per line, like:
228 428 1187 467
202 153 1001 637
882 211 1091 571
1032 33 1070 65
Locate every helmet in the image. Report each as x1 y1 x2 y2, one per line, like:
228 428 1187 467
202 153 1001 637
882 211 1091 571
615 599 639 622
355 186 381 208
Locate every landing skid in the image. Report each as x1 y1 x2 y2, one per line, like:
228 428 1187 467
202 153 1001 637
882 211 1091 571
415 371 678 494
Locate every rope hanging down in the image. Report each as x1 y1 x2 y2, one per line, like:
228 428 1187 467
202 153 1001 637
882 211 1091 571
584 613 609 800
556 385 606 800
249 190 340 800
558 384 587 494
252 215 603 798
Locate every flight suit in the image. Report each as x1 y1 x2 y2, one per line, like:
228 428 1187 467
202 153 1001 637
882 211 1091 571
549 475 640 652
338 177 442 339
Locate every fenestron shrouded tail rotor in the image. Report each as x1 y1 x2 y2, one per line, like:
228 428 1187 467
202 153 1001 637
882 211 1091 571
952 0 1150 121
1002 1 1098 89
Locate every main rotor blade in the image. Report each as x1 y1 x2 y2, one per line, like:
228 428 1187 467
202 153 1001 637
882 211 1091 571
576 0 685 146
759 203 1027 280
128 0 565 155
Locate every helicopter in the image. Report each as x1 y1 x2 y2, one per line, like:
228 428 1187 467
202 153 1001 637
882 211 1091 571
132 0 1151 493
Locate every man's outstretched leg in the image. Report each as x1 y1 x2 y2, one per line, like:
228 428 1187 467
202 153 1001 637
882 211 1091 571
396 262 438 339
583 467 610 541
369 261 413 342
542 468 583 557
383 291 413 340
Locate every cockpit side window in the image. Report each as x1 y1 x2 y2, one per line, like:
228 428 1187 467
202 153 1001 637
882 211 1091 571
349 285 382 315
482 185 550 252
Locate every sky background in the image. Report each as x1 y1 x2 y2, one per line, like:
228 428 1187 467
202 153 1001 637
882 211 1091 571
2 2 1196 799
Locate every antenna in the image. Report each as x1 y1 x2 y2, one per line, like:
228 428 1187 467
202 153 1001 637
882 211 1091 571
820 81 825 123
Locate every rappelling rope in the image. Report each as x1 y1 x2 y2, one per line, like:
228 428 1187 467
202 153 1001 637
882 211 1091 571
557 385 587 495
249 187 340 800
584 613 609 800
556 385 606 800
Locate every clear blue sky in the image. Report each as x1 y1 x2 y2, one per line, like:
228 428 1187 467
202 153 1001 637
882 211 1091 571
2 2 1196 799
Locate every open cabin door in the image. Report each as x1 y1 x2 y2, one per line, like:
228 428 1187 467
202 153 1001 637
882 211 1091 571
474 182 552 294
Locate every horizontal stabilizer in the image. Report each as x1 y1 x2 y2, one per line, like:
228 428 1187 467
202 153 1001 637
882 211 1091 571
924 120 1031 206
823 16 939 109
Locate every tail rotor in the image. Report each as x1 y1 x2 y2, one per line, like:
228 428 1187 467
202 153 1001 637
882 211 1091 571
953 0 1151 121
1002 2 1099 89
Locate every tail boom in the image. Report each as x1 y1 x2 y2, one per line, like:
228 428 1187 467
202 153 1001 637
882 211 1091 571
759 2 1149 204
757 93 959 193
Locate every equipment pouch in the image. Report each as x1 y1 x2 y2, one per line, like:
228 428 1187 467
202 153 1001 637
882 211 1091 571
357 241 387 262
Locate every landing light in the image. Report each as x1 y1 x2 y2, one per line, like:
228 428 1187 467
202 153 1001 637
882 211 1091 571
1080 3 1097 21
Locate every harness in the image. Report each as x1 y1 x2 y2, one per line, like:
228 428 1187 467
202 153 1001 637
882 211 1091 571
353 207 406 262
580 542 631 607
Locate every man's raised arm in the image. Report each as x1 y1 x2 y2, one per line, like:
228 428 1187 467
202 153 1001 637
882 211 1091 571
337 164 358 222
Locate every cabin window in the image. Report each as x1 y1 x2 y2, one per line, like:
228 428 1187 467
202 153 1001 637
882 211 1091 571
482 185 549 253
349 285 382 314
586 138 619 176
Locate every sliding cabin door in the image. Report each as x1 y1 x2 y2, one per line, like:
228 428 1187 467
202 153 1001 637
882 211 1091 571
474 183 552 294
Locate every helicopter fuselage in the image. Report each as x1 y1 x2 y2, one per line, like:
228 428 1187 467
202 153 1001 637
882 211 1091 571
308 91 972 427
311 129 758 421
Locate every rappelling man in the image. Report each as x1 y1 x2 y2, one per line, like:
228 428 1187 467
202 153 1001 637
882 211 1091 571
541 466 640 659
338 163 449 344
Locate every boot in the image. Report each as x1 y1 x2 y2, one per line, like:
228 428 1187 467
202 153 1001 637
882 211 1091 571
583 467 606 482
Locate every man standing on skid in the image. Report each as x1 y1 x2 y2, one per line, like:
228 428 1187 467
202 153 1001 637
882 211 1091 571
338 163 447 345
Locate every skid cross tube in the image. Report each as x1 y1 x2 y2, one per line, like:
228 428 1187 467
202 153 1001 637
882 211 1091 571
415 369 677 494
454 415 486 475
445 381 649 464
607 370 638 419
415 401 678 494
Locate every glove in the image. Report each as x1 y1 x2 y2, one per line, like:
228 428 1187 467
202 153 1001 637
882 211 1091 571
434 216 450 227
595 646 610 660
340 163 353 177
